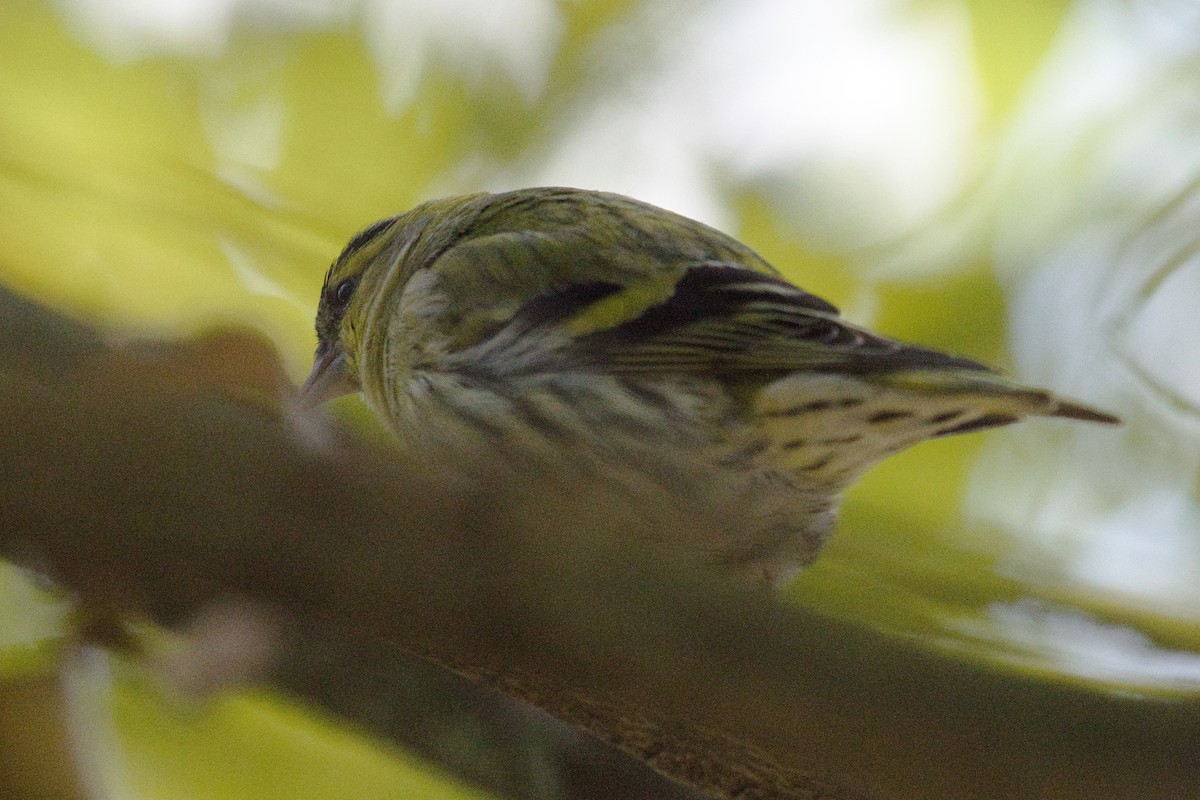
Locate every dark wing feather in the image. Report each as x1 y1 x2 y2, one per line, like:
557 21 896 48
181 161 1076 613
571 263 992 377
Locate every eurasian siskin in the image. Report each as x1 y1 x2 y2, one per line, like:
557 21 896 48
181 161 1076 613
299 187 1117 583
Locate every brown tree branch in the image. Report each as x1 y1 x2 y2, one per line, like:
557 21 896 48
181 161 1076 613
0 287 1195 799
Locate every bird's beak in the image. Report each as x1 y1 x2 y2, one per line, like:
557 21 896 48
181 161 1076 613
297 345 357 408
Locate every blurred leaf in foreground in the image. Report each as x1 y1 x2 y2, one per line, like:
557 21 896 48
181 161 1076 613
0 285 1197 799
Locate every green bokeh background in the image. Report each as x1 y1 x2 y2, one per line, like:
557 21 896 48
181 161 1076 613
1 0 1193 798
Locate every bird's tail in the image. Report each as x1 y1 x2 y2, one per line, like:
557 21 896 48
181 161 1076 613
752 369 1119 487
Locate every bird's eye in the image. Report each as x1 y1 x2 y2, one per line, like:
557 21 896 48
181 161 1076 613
334 278 357 307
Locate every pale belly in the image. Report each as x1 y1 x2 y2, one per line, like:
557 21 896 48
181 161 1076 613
367 369 836 584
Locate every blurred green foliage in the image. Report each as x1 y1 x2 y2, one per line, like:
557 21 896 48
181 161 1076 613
4 0 1194 798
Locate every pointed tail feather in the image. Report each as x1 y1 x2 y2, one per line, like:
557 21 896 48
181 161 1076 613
1051 399 1121 426
876 370 1120 426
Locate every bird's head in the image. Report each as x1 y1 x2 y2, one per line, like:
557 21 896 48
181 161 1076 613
298 194 492 407
299 216 402 407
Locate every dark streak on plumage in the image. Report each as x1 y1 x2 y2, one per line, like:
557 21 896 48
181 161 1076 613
618 381 695 426
426 378 510 442
800 455 833 472
762 397 865 418
343 216 399 258
934 413 1020 437
729 439 771 462
815 434 861 445
589 264 839 345
508 392 575 442
513 281 625 333
868 410 915 424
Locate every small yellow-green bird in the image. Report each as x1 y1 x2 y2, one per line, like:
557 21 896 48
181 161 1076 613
300 187 1117 583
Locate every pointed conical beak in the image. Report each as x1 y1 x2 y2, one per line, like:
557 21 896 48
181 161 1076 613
297 344 357 408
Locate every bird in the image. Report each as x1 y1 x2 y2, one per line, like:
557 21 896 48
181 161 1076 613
299 187 1118 584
